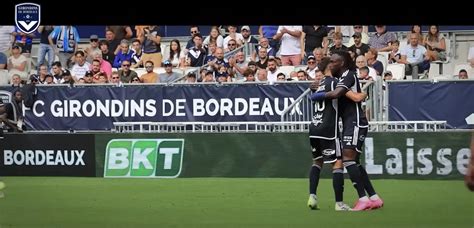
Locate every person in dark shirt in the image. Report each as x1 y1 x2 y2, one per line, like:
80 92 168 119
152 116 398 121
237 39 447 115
311 51 383 211
307 57 367 211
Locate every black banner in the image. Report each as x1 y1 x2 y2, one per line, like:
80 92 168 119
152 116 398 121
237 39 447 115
0 134 95 176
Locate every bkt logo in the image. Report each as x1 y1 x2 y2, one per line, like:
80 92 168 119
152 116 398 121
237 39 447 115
15 3 41 34
104 139 184 178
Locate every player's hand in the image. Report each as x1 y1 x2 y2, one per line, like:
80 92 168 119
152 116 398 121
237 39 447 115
309 80 319 92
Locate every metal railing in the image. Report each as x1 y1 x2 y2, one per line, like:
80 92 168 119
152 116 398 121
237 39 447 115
280 79 384 123
112 121 447 133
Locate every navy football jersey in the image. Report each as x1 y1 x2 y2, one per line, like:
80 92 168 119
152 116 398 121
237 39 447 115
309 76 339 139
336 70 369 128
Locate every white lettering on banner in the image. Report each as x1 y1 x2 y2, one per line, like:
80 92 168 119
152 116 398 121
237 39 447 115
33 100 45 117
364 138 382 174
108 148 129 169
193 99 205 116
437 149 452 175
175 99 186 116
31 97 299 118
457 149 470 175
386 148 403 175
364 137 470 176
162 99 174 117
2 150 85 166
234 98 248 115
159 148 179 169
132 148 153 169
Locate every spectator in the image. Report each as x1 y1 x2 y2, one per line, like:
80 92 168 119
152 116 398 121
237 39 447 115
203 26 224 49
7 46 27 80
256 69 268 82
12 26 35 57
409 25 424 46
297 70 308 81
347 25 369 46
185 33 206 67
104 29 120 55
399 33 430 79
113 39 133 68
306 55 318 79
140 61 158 83
105 26 132 42
243 68 256 82
71 51 91 81
274 26 303 66
266 58 283 82
424 25 446 61
51 61 64 84
91 51 112 78
302 25 328 63
139 25 164 68
241 26 258 45
355 55 377 79
185 26 200 51
37 64 48 84
99 40 115 66
85 34 100 64
253 37 276 60
223 25 244 51
255 47 269 70
61 69 75 85
259 25 279 54
229 51 247 81
349 32 370 60
117 60 137 83
130 39 143 68
365 48 383 76
201 71 215 83
225 39 238 54
130 75 141 83
168 39 185 68
10 74 22 87
36 25 54 71
458 69 468 79
159 60 181 83
358 66 373 81
277 72 286 81
368 25 397 52
49 26 80 69
110 71 123 86
82 71 93 84
388 40 401 64
329 32 348 55
184 72 197 83
204 42 217 66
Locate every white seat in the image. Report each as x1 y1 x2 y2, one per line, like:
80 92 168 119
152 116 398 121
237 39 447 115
0 69 9 85
377 52 389 74
134 68 147 77
386 63 405 80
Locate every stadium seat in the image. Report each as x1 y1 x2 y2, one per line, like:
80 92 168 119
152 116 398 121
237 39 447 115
386 63 405 80
377 52 389 73
134 68 147 77
0 69 9 85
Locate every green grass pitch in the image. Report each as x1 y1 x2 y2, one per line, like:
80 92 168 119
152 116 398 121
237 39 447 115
0 177 472 227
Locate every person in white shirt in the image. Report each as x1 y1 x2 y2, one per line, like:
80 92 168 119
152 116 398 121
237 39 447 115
273 26 303 66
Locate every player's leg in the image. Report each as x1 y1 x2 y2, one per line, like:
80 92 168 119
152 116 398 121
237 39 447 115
341 126 371 211
354 127 383 209
308 138 323 210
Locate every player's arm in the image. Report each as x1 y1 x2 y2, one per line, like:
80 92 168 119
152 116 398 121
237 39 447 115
345 90 367 102
310 86 347 101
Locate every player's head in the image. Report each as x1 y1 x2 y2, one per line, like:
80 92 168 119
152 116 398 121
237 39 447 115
330 50 355 77
317 57 331 75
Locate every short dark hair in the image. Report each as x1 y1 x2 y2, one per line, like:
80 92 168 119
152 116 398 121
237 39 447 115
459 69 468 74
360 66 369 74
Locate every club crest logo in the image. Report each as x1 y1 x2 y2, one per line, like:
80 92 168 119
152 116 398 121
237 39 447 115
15 3 41 34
